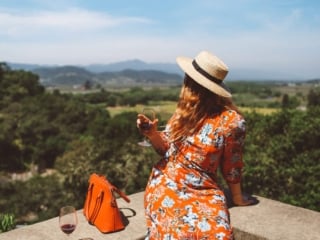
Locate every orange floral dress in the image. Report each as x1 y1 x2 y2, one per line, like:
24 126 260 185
144 110 245 240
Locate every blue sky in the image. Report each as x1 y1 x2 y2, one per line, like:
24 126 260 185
1 0 319 79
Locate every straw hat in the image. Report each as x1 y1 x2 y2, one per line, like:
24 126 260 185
176 51 231 98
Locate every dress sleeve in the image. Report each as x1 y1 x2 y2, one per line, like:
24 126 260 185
221 112 246 184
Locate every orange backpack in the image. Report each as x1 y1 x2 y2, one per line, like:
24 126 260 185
83 173 130 233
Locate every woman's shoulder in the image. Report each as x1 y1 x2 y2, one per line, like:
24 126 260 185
208 109 245 130
222 109 246 131
221 109 244 119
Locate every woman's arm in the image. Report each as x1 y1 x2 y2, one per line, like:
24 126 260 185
222 112 255 206
147 131 168 155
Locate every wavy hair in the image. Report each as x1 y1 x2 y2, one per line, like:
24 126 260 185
169 75 240 142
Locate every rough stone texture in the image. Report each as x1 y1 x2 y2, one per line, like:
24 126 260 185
0 192 319 240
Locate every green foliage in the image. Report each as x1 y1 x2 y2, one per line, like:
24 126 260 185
307 87 320 107
243 108 320 211
281 94 300 109
55 111 157 209
0 213 16 233
0 69 44 107
0 174 69 225
0 71 113 171
76 86 180 107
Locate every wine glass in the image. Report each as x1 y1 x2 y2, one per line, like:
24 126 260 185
59 206 78 237
138 107 156 147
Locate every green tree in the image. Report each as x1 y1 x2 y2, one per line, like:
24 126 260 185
307 87 320 107
281 94 300 109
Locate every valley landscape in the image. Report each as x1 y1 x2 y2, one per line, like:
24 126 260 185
0 61 319 231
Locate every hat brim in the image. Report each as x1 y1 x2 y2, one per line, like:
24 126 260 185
176 56 232 98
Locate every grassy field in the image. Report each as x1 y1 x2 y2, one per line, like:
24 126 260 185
107 101 278 120
240 107 278 115
107 101 177 123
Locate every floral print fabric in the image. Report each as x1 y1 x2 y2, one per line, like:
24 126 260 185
144 110 246 240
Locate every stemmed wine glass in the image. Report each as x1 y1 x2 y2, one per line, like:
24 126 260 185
138 107 156 147
59 206 78 237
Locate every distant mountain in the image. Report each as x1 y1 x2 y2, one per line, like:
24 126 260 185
85 59 181 74
7 61 183 87
8 60 181 75
30 65 182 86
7 60 313 82
32 66 95 86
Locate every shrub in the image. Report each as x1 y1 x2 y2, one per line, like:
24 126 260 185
0 213 16 232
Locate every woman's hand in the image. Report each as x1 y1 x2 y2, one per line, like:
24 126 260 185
227 183 259 207
137 114 158 137
137 114 167 155
232 193 258 206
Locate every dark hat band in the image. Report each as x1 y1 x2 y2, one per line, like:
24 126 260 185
192 60 222 85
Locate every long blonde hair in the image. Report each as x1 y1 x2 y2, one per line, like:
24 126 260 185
169 75 240 142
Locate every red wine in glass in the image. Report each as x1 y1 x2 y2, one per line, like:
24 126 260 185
140 122 151 130
60 223 76 234
59 206 78 236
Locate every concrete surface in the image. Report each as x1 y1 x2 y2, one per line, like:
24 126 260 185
0 192 145 240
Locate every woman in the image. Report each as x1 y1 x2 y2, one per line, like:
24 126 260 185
137 51 255 240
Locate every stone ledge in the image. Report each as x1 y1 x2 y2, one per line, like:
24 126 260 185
0 192 145 240
0 191 319 240
229 196 320 240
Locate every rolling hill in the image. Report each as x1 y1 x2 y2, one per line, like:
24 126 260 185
30 65 183 87
8 59 316 86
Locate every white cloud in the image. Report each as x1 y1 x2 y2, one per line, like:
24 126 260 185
0 8 150 38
